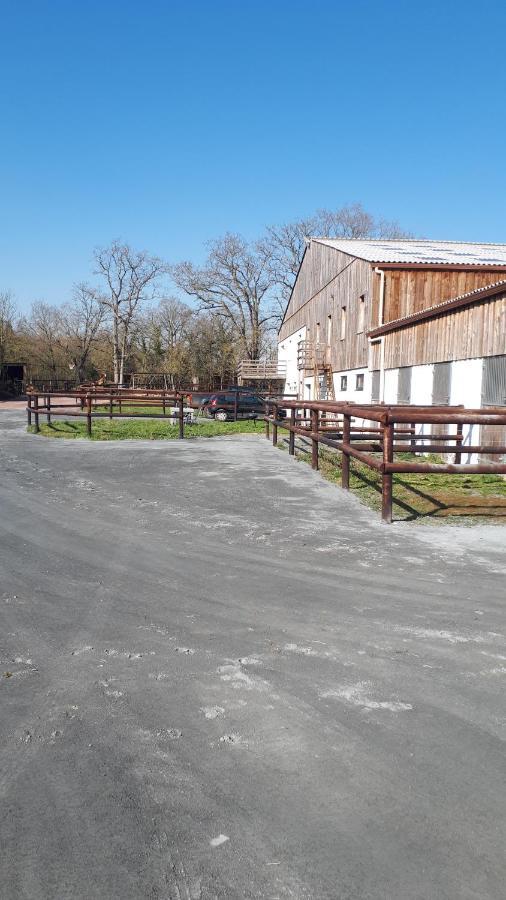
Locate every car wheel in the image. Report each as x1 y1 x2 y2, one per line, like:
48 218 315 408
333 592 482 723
215 410 229 422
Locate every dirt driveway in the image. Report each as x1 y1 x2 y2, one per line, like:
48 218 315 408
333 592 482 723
1 410 505 899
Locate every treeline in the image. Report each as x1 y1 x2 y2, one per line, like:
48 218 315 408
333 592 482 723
0 204 409 388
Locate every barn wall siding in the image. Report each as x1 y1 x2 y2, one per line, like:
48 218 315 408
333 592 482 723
375 269 506 325
382 292 506 368
279 244 374 373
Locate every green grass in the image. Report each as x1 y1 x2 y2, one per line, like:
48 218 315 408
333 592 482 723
278 441 506 523
28 417 261 441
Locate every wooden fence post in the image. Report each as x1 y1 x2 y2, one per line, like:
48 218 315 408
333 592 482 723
34 394 40 433
234 391 238 422
410 421 416 455
86 395 92 437
289 407 295 456
109 395 113 421
382 419 394 523
265 402 270 439
342 413 350 489
272 403 278 446
27 394 32 427
454 423 464 464
46 394 51 425
178 396 184 439
311 408 319 470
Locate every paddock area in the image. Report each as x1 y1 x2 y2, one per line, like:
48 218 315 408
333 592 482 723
1 409 505 899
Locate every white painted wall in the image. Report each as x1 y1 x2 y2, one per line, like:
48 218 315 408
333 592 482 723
450 358 484 462
410 364 434 405
278 327 306 397
450 358 483 409
383 368 399 404
332 367 370 403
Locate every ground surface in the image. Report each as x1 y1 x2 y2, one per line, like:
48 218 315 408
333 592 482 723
1 408 506 900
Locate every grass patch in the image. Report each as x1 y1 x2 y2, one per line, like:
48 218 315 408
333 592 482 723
278 440 506 523
28 417 261 441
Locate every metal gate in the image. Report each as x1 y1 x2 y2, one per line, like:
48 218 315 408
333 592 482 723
482 355 506 406
397 366 412 404
432 362 452 405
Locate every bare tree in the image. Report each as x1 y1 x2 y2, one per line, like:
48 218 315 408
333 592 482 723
0 291 16 369
171 234 276 360
94 241 169 384
156 297 194 351
260 202 412 315
21 302 64 378
58 284 106 383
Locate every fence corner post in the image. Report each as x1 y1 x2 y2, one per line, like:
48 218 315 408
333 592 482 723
311 408 319 470
27 393 32 427
178 396 184 439
86 394 92 437
289 407 295 456
264 401 270 439
272 403 278 446
342 412 350 489
34 393 40 433
382 419 394 523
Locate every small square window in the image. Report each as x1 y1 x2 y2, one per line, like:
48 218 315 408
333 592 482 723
356 373 364 391
357 295 365 333
340 375 348 391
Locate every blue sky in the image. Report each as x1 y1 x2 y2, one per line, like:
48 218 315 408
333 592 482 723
1 0 506 311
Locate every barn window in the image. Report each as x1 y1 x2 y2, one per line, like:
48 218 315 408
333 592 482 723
340 307 346 340
357 295 365 333
340 375 348 391
356 373 364 391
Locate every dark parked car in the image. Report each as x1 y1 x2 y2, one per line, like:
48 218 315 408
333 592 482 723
206 391 286 421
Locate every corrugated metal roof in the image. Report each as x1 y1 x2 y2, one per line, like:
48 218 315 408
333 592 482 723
368 279 506 338
313 238 506 266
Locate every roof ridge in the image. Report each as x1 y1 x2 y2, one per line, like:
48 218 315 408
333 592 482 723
313 238 506 247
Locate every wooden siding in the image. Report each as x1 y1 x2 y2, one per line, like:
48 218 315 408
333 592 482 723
383 291 506 368
373 268 506 325
279 241 373 371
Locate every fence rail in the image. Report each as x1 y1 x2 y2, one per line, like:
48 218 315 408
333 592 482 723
264 399 506 523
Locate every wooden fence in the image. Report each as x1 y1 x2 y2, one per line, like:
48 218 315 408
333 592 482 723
264 399 506 523
26 389 188 438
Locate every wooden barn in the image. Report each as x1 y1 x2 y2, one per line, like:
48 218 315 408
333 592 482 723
278 240 506 422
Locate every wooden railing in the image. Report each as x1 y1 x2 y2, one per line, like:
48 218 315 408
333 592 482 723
264 399 506 523
237 360 287 381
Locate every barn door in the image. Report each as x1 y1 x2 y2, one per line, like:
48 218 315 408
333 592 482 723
432 362 452 406
397 366 412 404
482 355 506 406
